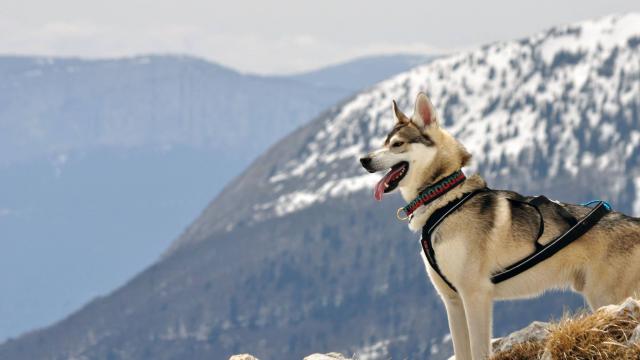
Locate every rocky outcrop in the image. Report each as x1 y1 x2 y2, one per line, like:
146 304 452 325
303 353 352 360
229 355 260 360
492 321 550 354
491 298 640 359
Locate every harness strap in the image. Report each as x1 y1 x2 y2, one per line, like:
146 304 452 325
421 190 611 293
421 189 489 292
490 200 610 284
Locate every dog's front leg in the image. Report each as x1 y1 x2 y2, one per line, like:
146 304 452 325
459 288 492 360
443 294 472 360
427 262 472 359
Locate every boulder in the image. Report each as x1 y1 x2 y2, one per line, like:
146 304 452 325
229 354 260 360
303 353 351 360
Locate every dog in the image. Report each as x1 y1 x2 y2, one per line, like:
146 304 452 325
359 92 640 360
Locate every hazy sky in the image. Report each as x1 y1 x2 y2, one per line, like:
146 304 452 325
2 0 639 74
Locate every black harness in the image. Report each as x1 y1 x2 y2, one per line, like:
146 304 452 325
420 188 612 292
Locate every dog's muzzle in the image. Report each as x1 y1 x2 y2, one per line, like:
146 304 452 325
359 157 376 173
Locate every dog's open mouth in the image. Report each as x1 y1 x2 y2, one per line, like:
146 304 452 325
374 161 408 201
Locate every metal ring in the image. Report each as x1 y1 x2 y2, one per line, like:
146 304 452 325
396 207 409 221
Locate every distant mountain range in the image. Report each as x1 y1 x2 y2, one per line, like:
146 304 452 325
0 53 431 342
0 54 432 166
2 12 639 360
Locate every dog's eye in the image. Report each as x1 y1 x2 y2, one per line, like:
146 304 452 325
392 141 405 148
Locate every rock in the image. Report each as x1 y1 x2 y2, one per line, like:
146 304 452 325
599 297 640 319
229 354 260 360
492 321 550 353
229 352 351 360
303 353 351 360
498 298 640 359
600 297 640 347
446 322 550 359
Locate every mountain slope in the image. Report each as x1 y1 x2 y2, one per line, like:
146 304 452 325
0 55 347 343
0 54 429 342
2 13 639 360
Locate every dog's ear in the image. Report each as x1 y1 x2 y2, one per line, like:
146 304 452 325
412 92 439 130
392 100 410 124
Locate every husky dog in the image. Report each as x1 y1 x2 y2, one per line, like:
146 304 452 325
359 92 640 360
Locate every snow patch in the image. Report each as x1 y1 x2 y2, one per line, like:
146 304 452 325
259 174 378 217
354 336 407 360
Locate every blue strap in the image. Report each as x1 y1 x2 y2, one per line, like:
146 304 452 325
581 200 612 211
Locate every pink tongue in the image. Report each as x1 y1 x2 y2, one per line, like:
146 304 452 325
374 166 404 201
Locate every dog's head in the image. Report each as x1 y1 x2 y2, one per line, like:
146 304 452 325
360 92 471 201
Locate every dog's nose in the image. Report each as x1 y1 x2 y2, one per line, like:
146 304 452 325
360 157 372 169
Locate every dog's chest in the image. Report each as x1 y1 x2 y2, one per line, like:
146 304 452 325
423 231 469 286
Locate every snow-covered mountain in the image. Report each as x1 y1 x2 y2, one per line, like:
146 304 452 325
273 12 640 210
0 54 432 167
174 13 640 252
1 13 639 360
